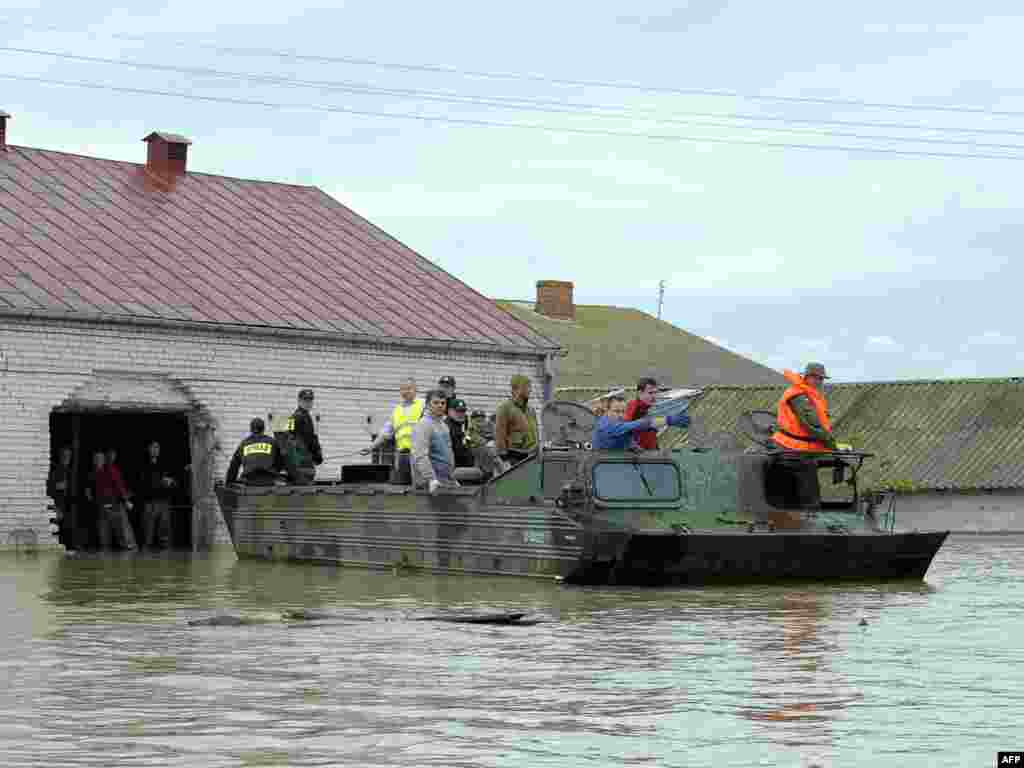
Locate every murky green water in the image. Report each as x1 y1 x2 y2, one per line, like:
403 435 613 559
1 536 1021 767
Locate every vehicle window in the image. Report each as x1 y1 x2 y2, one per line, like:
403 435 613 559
592 462 680 500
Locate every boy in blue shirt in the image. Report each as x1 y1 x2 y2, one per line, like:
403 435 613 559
592 395 688 450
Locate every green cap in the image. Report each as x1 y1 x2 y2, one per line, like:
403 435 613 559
448 398 468 411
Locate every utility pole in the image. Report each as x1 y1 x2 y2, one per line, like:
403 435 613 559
657 279 666 320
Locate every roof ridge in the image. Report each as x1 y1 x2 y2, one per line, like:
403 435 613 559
495 297 659 312
6 144 319 190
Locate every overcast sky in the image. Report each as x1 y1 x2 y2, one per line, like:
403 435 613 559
1 2 1020 381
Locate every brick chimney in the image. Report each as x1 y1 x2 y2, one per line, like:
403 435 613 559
142 132 191 184
535 280 575 320
0 111 10 152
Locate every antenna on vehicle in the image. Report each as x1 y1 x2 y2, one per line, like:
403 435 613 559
657 279 666 320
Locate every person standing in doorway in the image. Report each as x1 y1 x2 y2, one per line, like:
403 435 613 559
138 440 178 550
87 449 136 551
47 445 74 547
288 388 323 485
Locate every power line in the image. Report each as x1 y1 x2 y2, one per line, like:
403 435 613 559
5 45 1024 152
4 17 1024 119
3 72 1023 161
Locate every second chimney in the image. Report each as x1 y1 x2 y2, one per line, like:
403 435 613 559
143 131 191 183
535 280 575 320
0 111 10 151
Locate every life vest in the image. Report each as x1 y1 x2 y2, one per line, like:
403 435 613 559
392 399 425 451
772 370 832 452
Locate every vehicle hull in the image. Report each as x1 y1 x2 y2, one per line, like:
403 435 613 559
570 528 949 586
216 484 948 586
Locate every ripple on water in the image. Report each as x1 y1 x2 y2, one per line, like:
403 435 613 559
0 538 1022 767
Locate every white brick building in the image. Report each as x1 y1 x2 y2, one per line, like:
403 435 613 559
0 115 558 550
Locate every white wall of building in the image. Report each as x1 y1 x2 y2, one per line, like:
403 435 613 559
0 317 544 549
893 490 1024 533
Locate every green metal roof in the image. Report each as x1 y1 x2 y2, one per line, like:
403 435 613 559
660 378 1024 492
495 300 784 390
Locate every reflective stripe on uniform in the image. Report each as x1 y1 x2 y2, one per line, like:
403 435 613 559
242 442 274 457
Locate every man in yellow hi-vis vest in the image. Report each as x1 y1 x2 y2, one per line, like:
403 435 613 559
363 379 424 485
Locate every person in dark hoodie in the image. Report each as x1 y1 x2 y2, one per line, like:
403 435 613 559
138 440 178 550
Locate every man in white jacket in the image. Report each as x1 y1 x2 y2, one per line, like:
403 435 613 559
411 389 457 494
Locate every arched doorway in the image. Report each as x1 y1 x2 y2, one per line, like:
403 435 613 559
49 372 218 552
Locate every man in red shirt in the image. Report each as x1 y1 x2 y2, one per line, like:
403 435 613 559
623 377 660 450
86 449 137 551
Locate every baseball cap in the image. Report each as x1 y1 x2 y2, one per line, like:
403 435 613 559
803 363 829 379
438 375 456 387
298 388 315 400
448 398 468 411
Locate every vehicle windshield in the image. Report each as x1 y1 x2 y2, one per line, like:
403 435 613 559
592 462 681 501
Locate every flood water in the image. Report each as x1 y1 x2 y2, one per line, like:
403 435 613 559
1 536 1021 768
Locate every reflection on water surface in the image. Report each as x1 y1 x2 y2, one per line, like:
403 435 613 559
0 537 1020 767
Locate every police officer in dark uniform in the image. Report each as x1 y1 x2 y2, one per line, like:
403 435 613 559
446 398 476 468
226 418 294 485
438 375 458 409
288 388 323 485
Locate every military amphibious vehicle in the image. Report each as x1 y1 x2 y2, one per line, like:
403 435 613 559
215 402 948 586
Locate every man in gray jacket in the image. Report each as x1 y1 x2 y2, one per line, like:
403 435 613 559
411 389 457 494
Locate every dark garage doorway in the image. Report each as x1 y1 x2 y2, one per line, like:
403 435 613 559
49 409 193 551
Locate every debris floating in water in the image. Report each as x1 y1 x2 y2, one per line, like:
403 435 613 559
415 612 541 626
281 609 332 621
189 610 541 627
188 615 255 627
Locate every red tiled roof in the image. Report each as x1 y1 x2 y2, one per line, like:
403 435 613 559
0 144 557 352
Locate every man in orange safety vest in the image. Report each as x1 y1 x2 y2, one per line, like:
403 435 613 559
772 362 838 452
770 362 841 511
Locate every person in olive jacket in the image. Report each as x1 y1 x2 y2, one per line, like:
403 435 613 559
494 374 539 465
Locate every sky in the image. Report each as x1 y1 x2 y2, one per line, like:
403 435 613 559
0 1 1021 382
